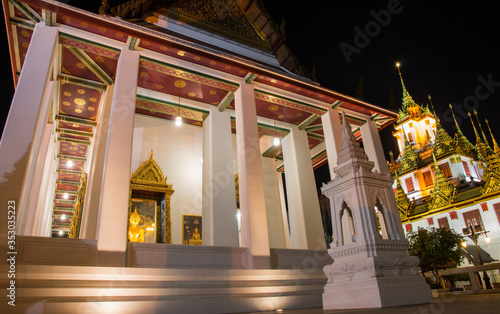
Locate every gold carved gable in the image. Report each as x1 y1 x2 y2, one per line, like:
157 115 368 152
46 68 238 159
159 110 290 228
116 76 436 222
131 151 174 194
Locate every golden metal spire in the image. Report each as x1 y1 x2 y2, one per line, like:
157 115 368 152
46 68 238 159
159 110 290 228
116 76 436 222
428 95 438 121
474 109 491 147
468 111 482 144
450 104 476 158
395 62 418 113
485 119 500 155
448 104 462 133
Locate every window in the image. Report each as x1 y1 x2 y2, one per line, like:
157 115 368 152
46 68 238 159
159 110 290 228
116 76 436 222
405 177 414 192
438 217 449 229
423 171 433 187
462 161 470 176
463 209 484 232
407 132 413 143
495 203 500 225
439 163 452 178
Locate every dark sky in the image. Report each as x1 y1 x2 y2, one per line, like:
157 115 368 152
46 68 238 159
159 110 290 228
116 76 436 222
2 0 500 159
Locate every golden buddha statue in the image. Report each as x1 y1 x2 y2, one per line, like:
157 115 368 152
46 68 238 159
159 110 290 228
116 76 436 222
189 226 202 245
128 207 144 242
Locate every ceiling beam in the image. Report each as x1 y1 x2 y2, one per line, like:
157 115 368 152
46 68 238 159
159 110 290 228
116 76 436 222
10 0 41 23
57 74 107 91
67 47 114 85
298 114 319 130
218 91 234 112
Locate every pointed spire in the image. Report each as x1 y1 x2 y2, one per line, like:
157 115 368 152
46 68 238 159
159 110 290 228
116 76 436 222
429 150 456 210
394 168 414 219
428 95 438 121
469 112 487 160
485 119 500 155
468 111 482 144
396 62 410 103
395 62 419 113
333 112 375 177
449 104 463 134
432 151 442 176
449 104 476 158
428 97 454 157
474 109 491 147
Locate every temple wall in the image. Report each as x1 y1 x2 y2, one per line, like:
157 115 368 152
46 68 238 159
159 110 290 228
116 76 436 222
404 198 500 263
132 114 204 244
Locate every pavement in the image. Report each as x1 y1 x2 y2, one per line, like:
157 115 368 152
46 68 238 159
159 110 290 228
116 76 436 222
252 293 500 314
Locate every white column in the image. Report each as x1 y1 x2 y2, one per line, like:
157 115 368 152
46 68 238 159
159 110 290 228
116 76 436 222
95 49 139 266
361 119 389 175
202 107 239 246
0 23 58 238
29 122 56 236
282 125 326 250
261 157 287 249
321 108 342 178
234 83 270 268
80 85 115 240
276 171 291 248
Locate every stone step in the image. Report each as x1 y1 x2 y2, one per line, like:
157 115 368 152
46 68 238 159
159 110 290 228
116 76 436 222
1 265 326 314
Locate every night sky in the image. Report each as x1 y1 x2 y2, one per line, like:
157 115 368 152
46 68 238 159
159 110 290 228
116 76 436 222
1 0 500 160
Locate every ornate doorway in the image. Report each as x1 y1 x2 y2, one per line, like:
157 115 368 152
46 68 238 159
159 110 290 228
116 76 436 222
129 151 174 243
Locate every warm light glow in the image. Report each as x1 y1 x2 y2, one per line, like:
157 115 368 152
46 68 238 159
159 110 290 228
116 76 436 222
485 236 491 243
63 193 69 199
461 241 468 248
175 116 182 126
396 62 400 67
276 310 284 313
61 214 66 220
59 230 63 235
273 137 280 146
66 160 74 168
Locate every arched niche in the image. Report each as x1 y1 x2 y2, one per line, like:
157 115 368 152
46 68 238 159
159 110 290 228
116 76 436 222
340 201 356 245
129 150 174 244
374 198 389 240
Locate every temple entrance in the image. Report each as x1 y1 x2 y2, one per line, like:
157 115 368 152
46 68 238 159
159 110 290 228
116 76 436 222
128 150 174 243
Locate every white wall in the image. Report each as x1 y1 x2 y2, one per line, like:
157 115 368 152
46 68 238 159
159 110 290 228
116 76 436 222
405 200 500 263
132 114 203 244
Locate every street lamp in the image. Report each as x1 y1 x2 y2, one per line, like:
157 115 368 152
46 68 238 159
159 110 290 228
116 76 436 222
462 224 492 289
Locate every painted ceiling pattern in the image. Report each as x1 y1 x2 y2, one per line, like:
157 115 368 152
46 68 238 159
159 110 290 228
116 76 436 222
4 0 398 233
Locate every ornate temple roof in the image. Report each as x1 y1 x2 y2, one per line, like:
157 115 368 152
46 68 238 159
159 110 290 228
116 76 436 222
389 66 500 223
99 0 313 79
395 64 434 124
449 104 477 159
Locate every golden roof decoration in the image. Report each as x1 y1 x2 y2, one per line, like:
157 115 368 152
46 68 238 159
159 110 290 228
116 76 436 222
468 112 488 161
474 110 494 156
130 150 174 193
394 170 415 220
399 132 420 173
428 151 456 211
449 104 477 158
485 119 500 156
433 121 455 158
395 63 429 121
481 152 500 195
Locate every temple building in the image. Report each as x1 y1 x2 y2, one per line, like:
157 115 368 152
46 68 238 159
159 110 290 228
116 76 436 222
389 64 500 264
0 1 427 312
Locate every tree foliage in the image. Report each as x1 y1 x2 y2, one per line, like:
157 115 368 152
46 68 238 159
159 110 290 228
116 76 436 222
407 227 464 285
